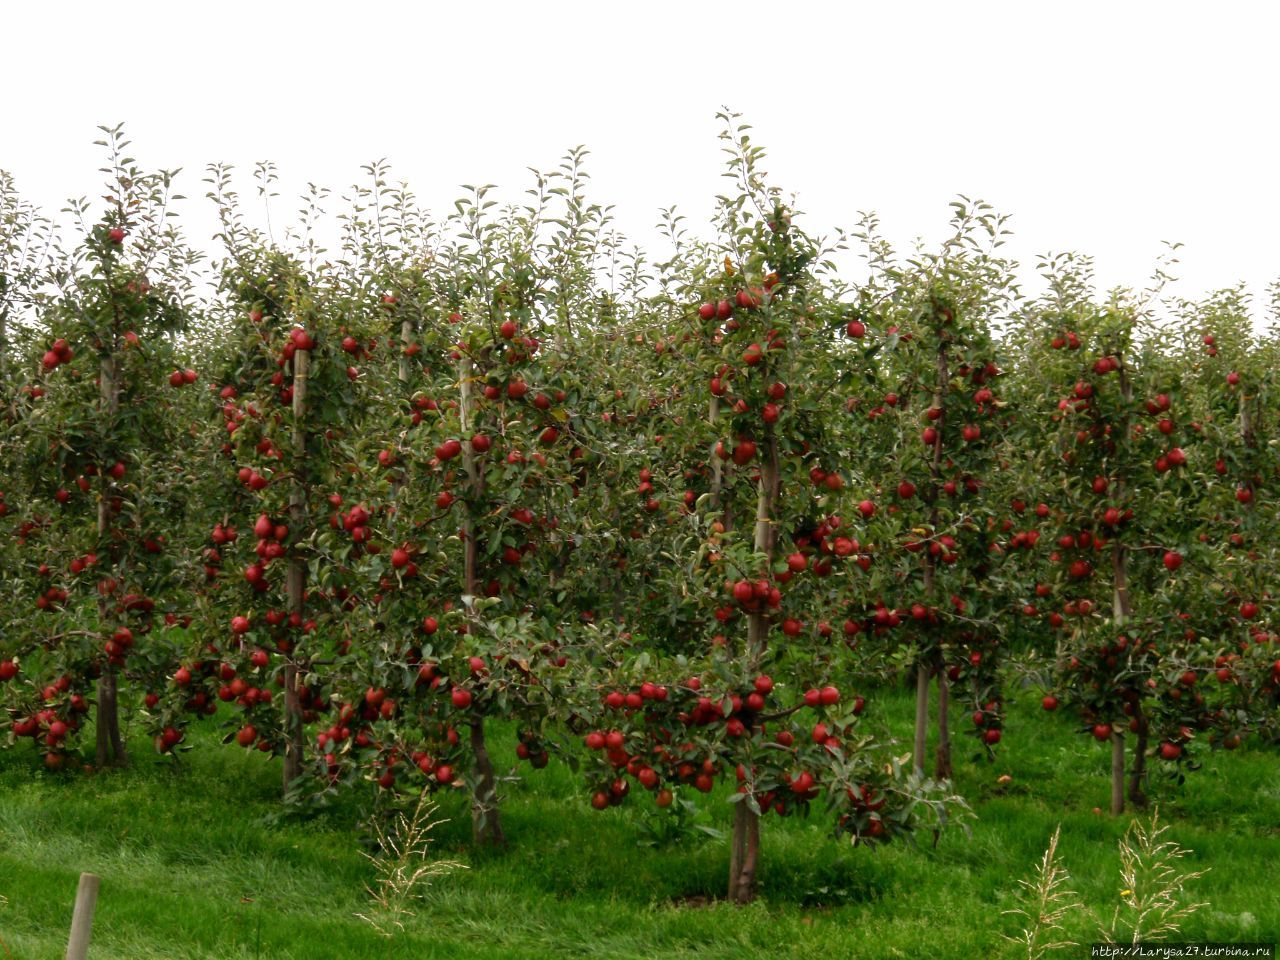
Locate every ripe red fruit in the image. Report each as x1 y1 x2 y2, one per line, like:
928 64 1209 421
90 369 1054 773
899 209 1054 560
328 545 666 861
819 685 839 706
698 302 715 321
983 728 1002 745
451 687 473 709
1163 551 1182 572
0 661 17 682
1092 723 1112 742
858 500 876 519
1041 695 1059 711
500 320 517 339
846 320 866 338
754 675 774 696
1240 601 1259 619
1159 742 1182 761
786 552 808 573
391 548 410 569
169 369 185 387
236 725 257 747
107 227 125 244
173 666 191 687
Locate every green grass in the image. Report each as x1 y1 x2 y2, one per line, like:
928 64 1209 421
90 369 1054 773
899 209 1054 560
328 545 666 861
1 686 1277 959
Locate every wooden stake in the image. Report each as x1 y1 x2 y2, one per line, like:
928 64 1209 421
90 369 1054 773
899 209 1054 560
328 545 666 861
65 872 100 960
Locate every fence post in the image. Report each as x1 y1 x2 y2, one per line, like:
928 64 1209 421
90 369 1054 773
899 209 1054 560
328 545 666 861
65 872 99 960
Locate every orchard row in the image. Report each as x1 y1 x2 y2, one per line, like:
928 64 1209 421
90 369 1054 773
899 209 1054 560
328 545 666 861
1 121 1277 902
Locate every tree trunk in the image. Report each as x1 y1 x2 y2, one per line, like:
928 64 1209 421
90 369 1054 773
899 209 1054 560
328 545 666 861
469 718 505 847
727 801 761 904
1128 711 1149 808
709 395 723 507
282 347 309 791
391 313 416 535
94 669 124 768
459 357 504 846
398 314 415 383
95 353 126 768
935 665 953 779
1110 730 1126 816
0 307 8 386
1107 353 1132 817
1110 502 1133 815
914 341 947 779
729 426 778 903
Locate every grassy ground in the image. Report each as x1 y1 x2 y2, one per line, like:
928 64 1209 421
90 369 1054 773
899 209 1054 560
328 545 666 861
1 686 1276 959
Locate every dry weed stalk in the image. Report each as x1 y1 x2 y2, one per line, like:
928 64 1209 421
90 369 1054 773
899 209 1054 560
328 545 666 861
356 793 467 936
1002 825 1084 960
1099 807 1209 944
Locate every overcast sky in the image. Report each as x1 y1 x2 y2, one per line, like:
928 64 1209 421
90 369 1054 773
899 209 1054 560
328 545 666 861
5 1 1279 315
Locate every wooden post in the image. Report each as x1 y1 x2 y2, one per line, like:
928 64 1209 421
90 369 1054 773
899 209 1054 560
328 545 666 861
282 346 309 790
65 872 100 960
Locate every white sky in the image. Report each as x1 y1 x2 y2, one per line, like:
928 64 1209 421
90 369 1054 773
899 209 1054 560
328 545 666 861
5 1 1279 314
